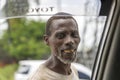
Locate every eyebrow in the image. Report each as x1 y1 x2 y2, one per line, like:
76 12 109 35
55 29 79 34
55 30 66 34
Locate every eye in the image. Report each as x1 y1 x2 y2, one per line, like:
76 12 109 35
56 33 65 39
71 32 79 38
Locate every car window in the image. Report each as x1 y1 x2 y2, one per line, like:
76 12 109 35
0 0 107 80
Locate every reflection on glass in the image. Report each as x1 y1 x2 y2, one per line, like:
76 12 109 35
0 0 101 18
0 0 106 80
0 16 106 69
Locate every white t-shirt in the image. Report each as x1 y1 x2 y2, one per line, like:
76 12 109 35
28 63 80 80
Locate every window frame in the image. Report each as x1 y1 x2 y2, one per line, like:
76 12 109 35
92 0 120 80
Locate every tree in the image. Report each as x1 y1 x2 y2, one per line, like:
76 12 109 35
1 18 50 60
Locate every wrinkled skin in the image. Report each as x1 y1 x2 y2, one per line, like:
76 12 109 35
44 18 80 75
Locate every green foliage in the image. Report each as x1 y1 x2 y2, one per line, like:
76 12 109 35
1 18 50 60
0 64 18 80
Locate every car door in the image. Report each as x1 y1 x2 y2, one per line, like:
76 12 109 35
92 0 120 80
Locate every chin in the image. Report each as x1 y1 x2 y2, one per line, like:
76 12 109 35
61 59 74 64
57 55 76 64
57 49 77 64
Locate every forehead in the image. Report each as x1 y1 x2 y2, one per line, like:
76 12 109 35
50 19 78 31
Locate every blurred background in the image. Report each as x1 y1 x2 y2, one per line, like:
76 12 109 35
0 0 106 80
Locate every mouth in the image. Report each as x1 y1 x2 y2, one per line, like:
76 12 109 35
62 49 76 54
57 49 77 64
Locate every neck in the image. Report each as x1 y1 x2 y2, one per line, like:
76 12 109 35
45 55 72 75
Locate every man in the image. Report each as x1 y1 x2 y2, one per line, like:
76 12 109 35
28 12 80 80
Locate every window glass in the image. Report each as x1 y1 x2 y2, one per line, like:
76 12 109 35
0 0 107 80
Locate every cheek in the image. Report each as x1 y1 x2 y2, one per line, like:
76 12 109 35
54 40 63 50
75 39 80 46
49 39 62 50
49 35 65 51
52 40 64 55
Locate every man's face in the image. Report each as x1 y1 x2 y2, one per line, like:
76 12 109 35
46 18 80 64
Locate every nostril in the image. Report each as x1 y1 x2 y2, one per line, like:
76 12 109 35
65 42 73 46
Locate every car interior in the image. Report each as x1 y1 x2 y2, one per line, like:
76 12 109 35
92 0 120 80
0 0 119 80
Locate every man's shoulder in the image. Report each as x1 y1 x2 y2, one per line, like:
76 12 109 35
27 63 46 80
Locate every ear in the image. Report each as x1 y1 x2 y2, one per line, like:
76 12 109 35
44 35 49 45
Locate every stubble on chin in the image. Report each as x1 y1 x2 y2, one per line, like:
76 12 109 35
57 50 77 64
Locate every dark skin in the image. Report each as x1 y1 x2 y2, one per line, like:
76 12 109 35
44 18 80 75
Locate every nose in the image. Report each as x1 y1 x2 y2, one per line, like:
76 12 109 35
65 36 74 47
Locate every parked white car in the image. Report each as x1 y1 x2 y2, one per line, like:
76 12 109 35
14 60 91 80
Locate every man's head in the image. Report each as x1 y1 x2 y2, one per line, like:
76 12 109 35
44 12 80 64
